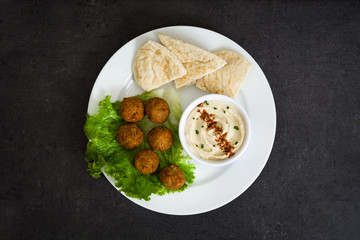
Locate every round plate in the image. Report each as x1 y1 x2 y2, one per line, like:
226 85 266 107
87 26 276 215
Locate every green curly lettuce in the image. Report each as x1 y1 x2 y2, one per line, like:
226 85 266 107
84 86 195 201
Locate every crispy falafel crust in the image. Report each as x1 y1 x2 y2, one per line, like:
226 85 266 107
116 123 144 149
158 164 186 190
147 126 174 151
134 149 159 175
145 97 170 123
120 97 145 122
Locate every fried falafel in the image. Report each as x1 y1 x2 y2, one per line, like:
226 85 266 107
158 164 186 190
147 126 173 151
116 123 144 149
119 97 145 122
145 97 170 123
134 149 159 175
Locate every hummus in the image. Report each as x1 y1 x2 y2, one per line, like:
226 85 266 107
185 100 246 161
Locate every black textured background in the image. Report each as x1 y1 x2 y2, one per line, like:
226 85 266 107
1 1 359 239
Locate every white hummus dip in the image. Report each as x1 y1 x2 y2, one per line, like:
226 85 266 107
185 100 246 161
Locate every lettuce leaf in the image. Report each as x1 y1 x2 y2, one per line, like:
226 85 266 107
84 86 195 201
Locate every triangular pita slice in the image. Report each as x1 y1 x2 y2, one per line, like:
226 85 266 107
196 50 251 98
158 33 227 89
132 40 187 92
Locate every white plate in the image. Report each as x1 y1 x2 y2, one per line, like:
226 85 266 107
87 26 276 215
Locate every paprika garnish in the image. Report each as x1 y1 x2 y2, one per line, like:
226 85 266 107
198 106 235 157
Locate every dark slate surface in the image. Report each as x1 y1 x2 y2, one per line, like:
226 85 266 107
1 1 359 239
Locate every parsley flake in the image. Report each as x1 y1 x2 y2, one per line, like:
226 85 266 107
234 126 239 130
205 100 209 105
201 144 204 148
195 130 199 134
227 106 229 109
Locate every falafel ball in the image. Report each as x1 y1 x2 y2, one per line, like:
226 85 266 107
145 97 170 123
134 149 159 175
116 123 144 149
147 126 173 151
158 164 186 190
119 97 145 122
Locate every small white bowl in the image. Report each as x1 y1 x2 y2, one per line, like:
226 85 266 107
179 94 251 167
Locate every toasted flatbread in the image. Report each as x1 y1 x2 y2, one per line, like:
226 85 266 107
196 50 251 98
132 40 187 92
158 33 227 89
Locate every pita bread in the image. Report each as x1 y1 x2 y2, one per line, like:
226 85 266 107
158 33 227 89
196 50 251 98
132 40 187 92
